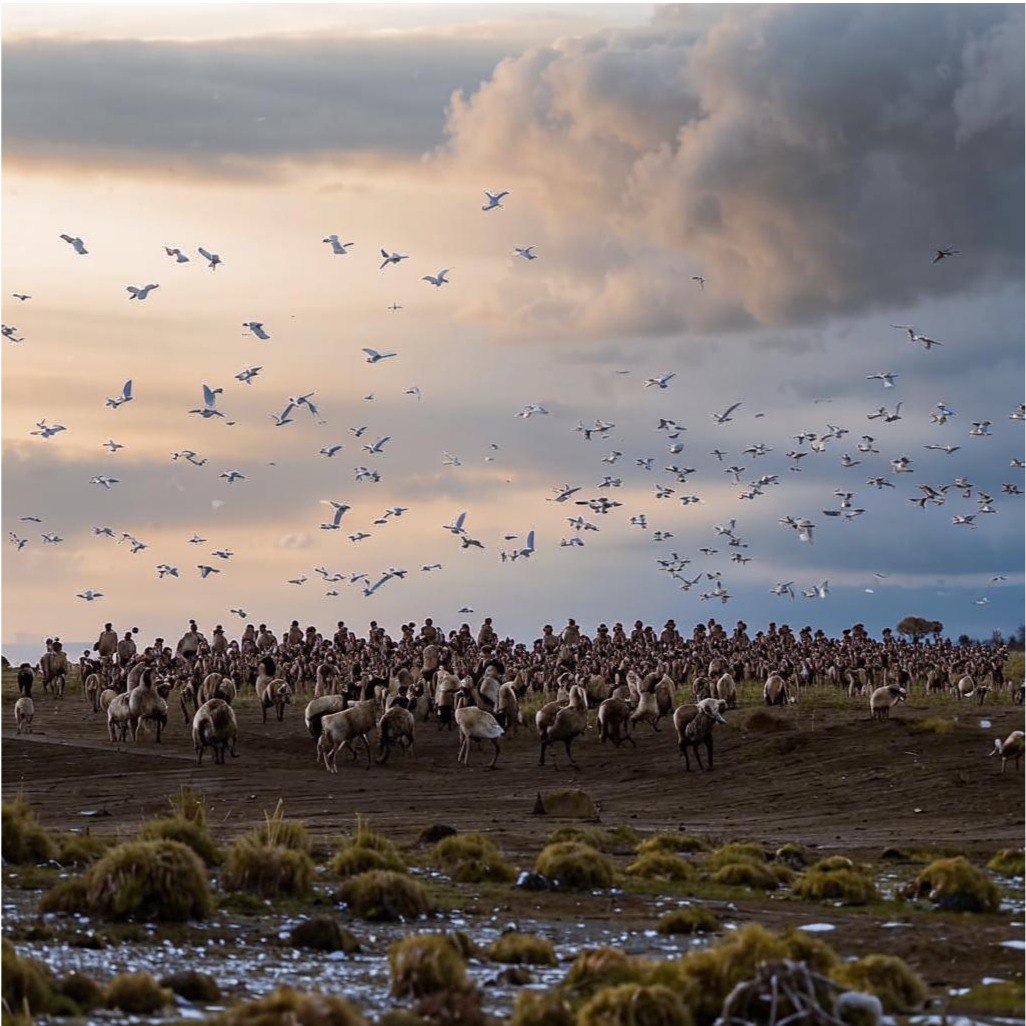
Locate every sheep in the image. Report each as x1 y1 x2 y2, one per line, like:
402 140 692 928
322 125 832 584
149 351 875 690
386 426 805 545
434 670 460 729
83 672 102 713
584 673 611 706
763 674 795 706
128 672 168 742
991 730 1025 773
476 672 500 711
597 696 636 747
629 673 662 731
654 673 676 723
259 677 292 723
691 675 712 701
539 684 588 768
495 681 521 735
14 697 34 734
179 679 198 724
376 705 415 764
454 690 504 769
534 694 568 738
673 697 728 771
955 675 976 699
99 688 117 713
1015 682 1025 706
869 684 906 720
107 692 133 742
715 672 738 709
317 700 378 771
304 694 347 737
192 698 239 765
197 672 236 706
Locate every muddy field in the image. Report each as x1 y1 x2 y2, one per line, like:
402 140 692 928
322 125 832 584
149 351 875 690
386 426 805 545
3 671 1024 1023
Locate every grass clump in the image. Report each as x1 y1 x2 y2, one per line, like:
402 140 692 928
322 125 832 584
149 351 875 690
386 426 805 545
904 856 1000 913
705 842 768 869
908 716 955 735
243 800 311 852
389 934 468 998
710 861 789 890
831 955 927 1013
535 841 615 890
578 983 692 1026
950 980 1025 1017
432 832 516 883
673 925 838 1026
774 843 809 868
160 969 220 1002
57 971 103 1012
291 916 362 954
337 870 430 921
205 986 367 1025
54 830 110 867
988 848 1025 876
40 839 211 921
550 825 638 854
103 971 173 1014
486 932 556 966
539 788 597 818
330 846 406 878
1 799 56 864
637 834 709 856
656 907 721 935
140 816 222 866
627 852 695 882
1 938 66 1021
510 989 575 1026
795 866 878 905
223 836 313 899
564 948 657 1000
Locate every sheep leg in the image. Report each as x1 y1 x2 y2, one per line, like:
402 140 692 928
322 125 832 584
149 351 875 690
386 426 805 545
564 739 579 770
704 736 714 771
262 704 268 724
487 738 500 770
361 733 372 768
538 739 547 766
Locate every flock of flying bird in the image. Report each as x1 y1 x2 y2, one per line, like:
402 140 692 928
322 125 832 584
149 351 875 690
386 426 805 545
4 198 1023 618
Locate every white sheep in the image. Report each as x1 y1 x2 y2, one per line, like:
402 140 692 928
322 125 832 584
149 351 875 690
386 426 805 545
192 698 238 765
869 684 906 720
14 697 34 734
317 700 377 771
454 690 504 769
991 730 1025 773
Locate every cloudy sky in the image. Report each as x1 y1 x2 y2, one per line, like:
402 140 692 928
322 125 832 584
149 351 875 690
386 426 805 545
2 3 1023 657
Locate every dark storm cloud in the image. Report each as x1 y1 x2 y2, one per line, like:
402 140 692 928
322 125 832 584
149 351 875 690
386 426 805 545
443 4 1024 332
1 34 514 171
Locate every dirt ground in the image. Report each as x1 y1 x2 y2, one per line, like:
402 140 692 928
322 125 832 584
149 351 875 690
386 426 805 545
3 674 1025 1004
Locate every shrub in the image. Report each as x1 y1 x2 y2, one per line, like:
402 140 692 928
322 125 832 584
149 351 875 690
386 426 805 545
330 846 405 878
627 852 695 882
904 856 1000 913
486 932 556 966
950 980 1025 1017
535 842 615 890
539 788 597 818
103 971 173 1014
810 856 855 872
563 948 656 1000
160 969 220 1002
432 831 516 883
832 955 927 1013
674 925 839 1026
40 839 212 921
223 837 313 899
1 799 56 864
578 983 692 1026
637 834 709 856
205 986 367 1025
242 800 311 852
705 843 768 869
140 816 222 865
510 989 575 1026
988 849 1025 876
54 831 110 867
709 861 784 890
794 867 878 905
57 970 103 1012
291 916 362 954
337 870 430 921
656 907 720 935
389 934 468 998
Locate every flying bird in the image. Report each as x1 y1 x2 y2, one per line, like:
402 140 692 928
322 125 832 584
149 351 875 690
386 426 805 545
362 348 397 363
243 322 270 340
76 590 103 601
127 284 159 300
219 470 245 483
106 380 133 409
236 366 262 384
197 247 222 269
323 235 354 255
514 246 537 261
197 565 220 578
645 373 676 390
421 269 450 287
712 402 742 424
482 190 509 211
379 250 409 269
691 276 706 289
90 475 119 489
164 247 189 263
190 384 226 419
932 247 959 263
60 234 88 255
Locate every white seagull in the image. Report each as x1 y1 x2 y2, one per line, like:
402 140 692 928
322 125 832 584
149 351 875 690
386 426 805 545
645 373 676 390
106 380 133 409
712 402 742 424
90 475 119 489
323 235 355 255
190 384 226 419
422 269 450 287
127 284 159 301
243 322 270 340
362 348 397 364
77 590 103 601
164 247 189 263
197 247 222 269
482 190 509 211
379 249 409 269
236 366 262 384
60 234 88 255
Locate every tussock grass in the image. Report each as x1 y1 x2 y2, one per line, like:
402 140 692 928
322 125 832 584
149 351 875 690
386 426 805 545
539 788 597 818
432 832 515 883
140 816 221 866
291 916 362 954
637 834 709 856
243 800 311 852
486 932 557 966
337 870 430 921
205 986 368 1025
223 837 313 899
103 971 173 1014
389 934 468 998
832 955 927 1013
904 856 1000 913
535 841 615 890
159 970 220 1002
908 716 956 735
510 990 575 1026
795 865 878 905
1 798 56 864
626 852 695 882
988 848 1025 876
550 825 639 854
578 983 692 1026
656 907 721 935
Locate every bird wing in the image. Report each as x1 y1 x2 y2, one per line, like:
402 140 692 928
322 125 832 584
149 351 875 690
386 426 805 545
362 348 379 359
202 385 218 408
454 512 467 530
198 247 214 261
123 380 133 399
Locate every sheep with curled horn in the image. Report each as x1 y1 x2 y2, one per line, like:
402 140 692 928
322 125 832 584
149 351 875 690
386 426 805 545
674 697 728 771
192 698 239 765
317 699 378 771
691 674 713 700
991 730 1024 773
869 683 906 719
494 680 522 735
376 703 415 764
304 693 348 737
714 671 738 709
454 687 504 769
259 677 292 722
539 683 588 769
763 673 795 706
106 692 133 742
597 694 636 747
127 668 168 743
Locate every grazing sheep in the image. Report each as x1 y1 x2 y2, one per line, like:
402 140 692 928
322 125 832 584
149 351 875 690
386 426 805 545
691 675 712 700
955 675 976 699
597 696 636 747
539 684 588 768
197 672 236 706
715 672 738 709
454 690 504 769
869 684 906 720
317 699 378 771
673 697 728 771
99 688 117 713
106 692 133 742
14 697 34 734
495 681 521 735
192 698 239 765
259 678 292 723
128 671 168 742
584 673 611 706
304 694 347 737
763 674 795 706
83 673 102 713
535 695 567 738
435 670 460 729
376 705 415 764
991 730 1025 773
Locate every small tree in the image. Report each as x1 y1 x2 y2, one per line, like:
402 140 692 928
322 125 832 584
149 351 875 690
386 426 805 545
897 616 935 641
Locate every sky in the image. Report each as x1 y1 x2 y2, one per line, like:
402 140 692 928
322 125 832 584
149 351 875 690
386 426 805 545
2 3 1023 660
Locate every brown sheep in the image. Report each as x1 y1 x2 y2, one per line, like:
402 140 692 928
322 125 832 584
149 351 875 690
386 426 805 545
192 698 238 765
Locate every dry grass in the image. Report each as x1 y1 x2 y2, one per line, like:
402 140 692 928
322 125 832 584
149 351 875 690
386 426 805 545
337 870 430 921
535 841 615 890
